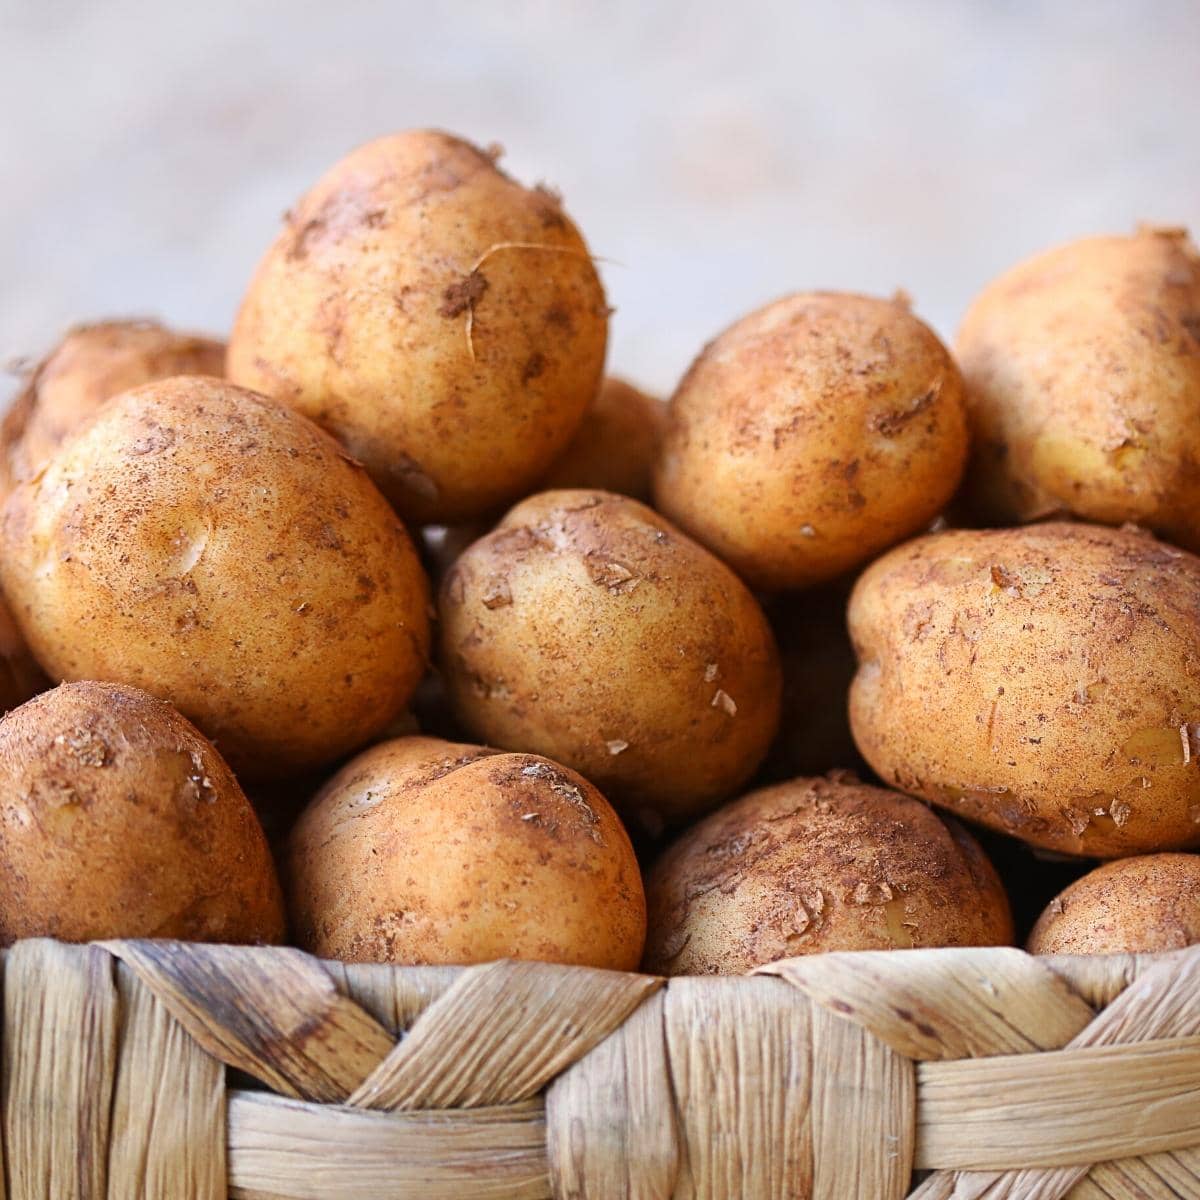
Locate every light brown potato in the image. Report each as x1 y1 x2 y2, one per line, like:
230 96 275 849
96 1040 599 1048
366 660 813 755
957 226 1200 545
644 773 1013 975
0 681 284 945
287 735 646 968
228 130 608 524
0 376 430 778
1028 854 1200 955
849 522 1200 857
654 292 968 591
1 319 225 496
539 376 665 500
0 591 47 713
439 489 782 830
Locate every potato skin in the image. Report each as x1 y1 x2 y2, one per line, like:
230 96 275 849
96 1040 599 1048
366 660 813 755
228 130 608 524
287 736 646 968
1028 854 1200 955
1 320 224 497
0 376 430 778
957 227 1200 545
653 292 968 591
439 489 782 829
849 522 1200 857
539 377 665 500
643 774 1012 975
0 681 284 945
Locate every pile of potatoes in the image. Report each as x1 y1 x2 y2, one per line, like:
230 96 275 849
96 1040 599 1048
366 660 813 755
1 131 1198 973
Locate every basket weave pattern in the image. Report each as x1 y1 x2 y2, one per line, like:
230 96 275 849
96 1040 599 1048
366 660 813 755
3 939 1198 1198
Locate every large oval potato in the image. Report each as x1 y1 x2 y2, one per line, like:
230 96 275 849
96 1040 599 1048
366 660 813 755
1 319 225 497
228 130 608 524
957 226 1200 545
287 735 645 968
644 773 1013 975
654 292 968 591
1028 853 1200 955
439 489 782 829
849 522 1200 856
0 681 284 944
0 376 430 777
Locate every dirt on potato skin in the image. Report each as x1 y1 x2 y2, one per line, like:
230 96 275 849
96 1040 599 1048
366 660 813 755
286 734 646 970
1028 852 1200 954
227 129 608 526
0 680 284 946
643 772 1013 976
849 520 1200 857
438 488 782 831
956 226 1200 545
0 319 226 499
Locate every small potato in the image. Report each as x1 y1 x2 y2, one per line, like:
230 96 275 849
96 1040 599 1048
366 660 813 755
287 736 646 968
539 376 665 500
1028 854 1200 955
1 319 224 496
653 292 968 591
849 522 1200 857
439 490 782 829
644 774 1012 975
0 376 430 778
228 130 608 524
0 681 284 944
957 226 1200 546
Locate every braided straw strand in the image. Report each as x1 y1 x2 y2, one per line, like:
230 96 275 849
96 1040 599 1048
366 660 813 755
0 939 1195 1198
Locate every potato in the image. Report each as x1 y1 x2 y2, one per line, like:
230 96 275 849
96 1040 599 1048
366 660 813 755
228 130 608 525
439 489 782 829
0 681 284 944
1 319 224 496
643 773 1012 975
0 376 430 778
653 292 968 591
849 521 1200 857
287 735 645 968
1028 854 1200 955
957 226 1200 545
0 591 47 714
539 376 665 500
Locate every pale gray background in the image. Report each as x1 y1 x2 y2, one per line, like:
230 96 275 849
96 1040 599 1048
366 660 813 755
2 0 1198 397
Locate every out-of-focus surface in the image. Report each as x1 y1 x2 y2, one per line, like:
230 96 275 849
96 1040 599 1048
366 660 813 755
3 0 1198 397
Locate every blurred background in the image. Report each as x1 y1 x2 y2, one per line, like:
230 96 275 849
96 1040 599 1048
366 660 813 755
2 0 1198 396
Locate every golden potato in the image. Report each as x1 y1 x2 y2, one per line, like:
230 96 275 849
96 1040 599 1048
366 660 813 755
957 226 1200 545
539 376 665 499
0 681 284 944
653 292 968 591
0 591 47 714
228 130 608 524
644 773 1013 975
439 489 782 829
0 376 430 778
287 735 645 968
1028 854 1200 955
1 319 224 496
849 522 1200 857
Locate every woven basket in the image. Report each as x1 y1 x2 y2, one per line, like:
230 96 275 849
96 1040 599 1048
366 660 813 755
3 938 1198 1199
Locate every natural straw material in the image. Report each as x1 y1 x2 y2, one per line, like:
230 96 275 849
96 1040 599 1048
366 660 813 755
0 940 1196 1198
